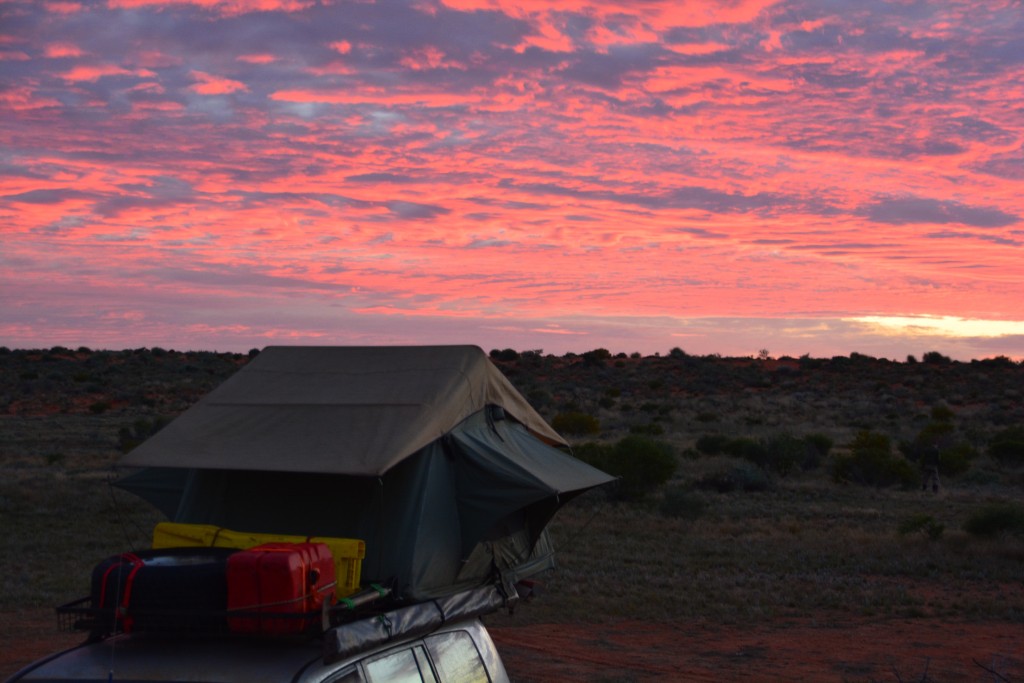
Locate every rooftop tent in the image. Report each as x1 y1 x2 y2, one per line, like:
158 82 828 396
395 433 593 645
117 345 614 600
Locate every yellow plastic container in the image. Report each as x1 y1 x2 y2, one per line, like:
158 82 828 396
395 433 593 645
153 522 365 596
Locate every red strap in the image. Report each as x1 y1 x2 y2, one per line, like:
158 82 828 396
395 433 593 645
98 553 144 632
118 554 146 631
98 553 142 609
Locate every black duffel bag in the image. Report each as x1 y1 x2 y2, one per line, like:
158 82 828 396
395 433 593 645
91 547 236 635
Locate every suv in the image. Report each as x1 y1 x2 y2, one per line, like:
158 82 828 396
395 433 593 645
5 616 508 683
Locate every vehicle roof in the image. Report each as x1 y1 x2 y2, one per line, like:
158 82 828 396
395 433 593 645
10 618 494 683
13 634 323 683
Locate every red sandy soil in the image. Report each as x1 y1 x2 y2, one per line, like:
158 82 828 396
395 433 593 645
490 618 1023 682
4 609 1021 682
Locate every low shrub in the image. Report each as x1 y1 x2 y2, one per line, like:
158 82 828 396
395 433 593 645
804 433 833 462
574 436 678 501
722 437 767 464
914 421 955 447
552 411 600 436
938 444 975 477
832 430 920 489
964 503 1024 538
606 436 678 501
629 422 664 436
989 425 1024 465
759 433 807 476
573 441 611 470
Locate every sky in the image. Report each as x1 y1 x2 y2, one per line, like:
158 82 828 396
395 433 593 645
2 0 1023 361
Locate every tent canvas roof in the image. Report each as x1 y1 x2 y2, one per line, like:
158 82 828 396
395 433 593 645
120 345 567 476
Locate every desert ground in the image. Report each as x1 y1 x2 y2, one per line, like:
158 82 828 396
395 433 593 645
4 609 1022 681
2 348 1022 681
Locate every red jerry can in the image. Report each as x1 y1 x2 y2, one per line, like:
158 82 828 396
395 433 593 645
226 542 336 635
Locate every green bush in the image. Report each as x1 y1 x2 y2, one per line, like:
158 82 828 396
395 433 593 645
629 422 665 436
802 433 832 470
552 411 600 436
964 503 1024 538
760 433 807 476
832 430 920 489
938 444 975 477
989 426 1024 465
915 421 955 445
722 436 767 463
572 441 611 470
600 436 678 501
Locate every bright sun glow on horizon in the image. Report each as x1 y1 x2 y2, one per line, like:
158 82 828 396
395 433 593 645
849 316 1024 340
1 0 1022 361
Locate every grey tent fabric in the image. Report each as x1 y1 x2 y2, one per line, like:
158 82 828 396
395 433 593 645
119 345 566 476
116 345 614 600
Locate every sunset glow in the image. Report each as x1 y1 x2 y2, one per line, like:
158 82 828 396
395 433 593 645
2 0 1022 359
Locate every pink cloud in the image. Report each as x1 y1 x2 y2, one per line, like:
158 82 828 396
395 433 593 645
189 71 249 95
107 0 314 12
1 0 1021 360
45 43 84 58
43 1 83 13
61 64 154 82
0 87 62 110
238 53 277 64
